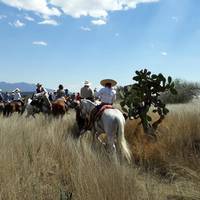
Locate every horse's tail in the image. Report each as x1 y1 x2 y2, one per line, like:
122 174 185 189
116 117 132 163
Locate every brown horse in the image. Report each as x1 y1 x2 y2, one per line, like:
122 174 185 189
0 101 5 114
51 98 68 117
3 100 25 116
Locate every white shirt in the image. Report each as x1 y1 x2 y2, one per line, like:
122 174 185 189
35 87 48 98
96 87 116 104
13 92 21 100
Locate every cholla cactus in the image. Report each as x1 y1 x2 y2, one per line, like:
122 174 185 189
120 69 177 135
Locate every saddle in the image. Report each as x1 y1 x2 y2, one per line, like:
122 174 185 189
86 104 114 130
95 104 114 120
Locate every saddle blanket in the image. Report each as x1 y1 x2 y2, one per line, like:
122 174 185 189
95 104 114 120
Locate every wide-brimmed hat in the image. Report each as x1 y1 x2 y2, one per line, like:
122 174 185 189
100 79 117 87
36 83 42 87
13 88 21 92
84 80 91 86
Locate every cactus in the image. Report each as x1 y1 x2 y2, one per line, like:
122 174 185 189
120 69 177 135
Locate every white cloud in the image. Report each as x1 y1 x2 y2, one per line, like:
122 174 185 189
1 0 61 17
10 20 25 27
91 19 106 26
1 0 159 20
80 26 91 31
161 52 167 56
0 15 7 20
25 15 35 21
50 0 159 19
32 41 47 46
38 19 59 26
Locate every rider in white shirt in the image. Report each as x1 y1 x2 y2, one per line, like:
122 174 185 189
35 83 48 97
13 88 22 101
85 79 117 132
95 84 116 105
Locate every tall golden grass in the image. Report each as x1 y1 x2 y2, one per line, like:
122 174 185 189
0 102 199 200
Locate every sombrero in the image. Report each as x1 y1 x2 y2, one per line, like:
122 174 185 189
100 79 117 87
84 80 91 86
13 88 21 92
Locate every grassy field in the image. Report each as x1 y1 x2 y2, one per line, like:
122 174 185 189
0 102 200 200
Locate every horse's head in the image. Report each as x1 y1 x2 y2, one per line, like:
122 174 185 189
74 99 96 132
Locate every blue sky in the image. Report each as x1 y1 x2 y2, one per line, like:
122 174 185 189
0 0 200 91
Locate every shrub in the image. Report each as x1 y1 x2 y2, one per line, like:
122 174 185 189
160 79 200 104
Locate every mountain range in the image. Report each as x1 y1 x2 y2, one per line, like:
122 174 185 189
0 82 38 92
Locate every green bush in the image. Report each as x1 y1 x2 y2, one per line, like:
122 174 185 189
160 79 200 104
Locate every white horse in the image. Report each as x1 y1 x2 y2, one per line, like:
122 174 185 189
79 99 132 163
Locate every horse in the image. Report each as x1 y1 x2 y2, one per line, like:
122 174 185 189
3 100 25 116
77 99 132 163
0 101 5 114
25 94 51 117
51 97 68 117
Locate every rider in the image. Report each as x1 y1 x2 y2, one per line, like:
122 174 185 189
33 83 51 111
56 84 65 99
83 79 117 132
75 92 81 101
4 92 11 102
0 89 4 102
35 83 48 95
34 83 48 102
11 91 15 101
96 79 117 106
12 88 24 106
65 88 69 97
80 80 94 101
13 88 22 101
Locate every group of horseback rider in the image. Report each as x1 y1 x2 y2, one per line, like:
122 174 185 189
0 78 116 105
0 88 22 102
0 79 117 123
0 83 68 103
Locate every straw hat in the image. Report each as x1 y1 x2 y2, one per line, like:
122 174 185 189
100 79 117 87
13 88 21 92
84 80 91 86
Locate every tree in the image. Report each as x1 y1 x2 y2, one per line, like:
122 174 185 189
120 69 177 135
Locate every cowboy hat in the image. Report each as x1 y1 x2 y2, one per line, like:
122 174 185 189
100 79 117 87
36 83 42 87
13 88 21 92
84 80 91 86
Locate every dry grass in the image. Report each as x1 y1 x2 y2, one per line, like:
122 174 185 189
0 103 199 200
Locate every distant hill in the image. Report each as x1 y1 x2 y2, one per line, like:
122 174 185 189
0 82 36 92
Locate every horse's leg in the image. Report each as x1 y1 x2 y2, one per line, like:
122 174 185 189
105 127 116 153
20 105 26 115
